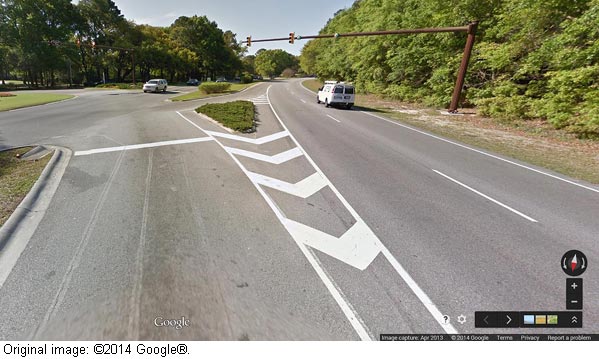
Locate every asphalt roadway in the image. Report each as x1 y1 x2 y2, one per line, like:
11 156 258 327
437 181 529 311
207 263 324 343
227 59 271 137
0 79 597 340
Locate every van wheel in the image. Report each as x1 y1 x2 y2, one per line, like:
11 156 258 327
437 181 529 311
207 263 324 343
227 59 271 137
317 97 321 104
346 103 353 110
325 99 330 108
163 87 167 92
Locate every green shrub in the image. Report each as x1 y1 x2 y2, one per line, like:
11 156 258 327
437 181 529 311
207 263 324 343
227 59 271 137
96 83 141 89
199 82 232 94
196 100 255 132
240 74 253 84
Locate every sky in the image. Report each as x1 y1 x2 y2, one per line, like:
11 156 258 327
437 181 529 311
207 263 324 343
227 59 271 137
110 0 355 56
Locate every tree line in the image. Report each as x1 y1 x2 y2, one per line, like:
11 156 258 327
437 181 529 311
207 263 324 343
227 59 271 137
0 0 248 87
300 0 599 138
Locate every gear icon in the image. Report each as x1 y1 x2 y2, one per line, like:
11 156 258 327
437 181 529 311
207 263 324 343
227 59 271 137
457 315 467 324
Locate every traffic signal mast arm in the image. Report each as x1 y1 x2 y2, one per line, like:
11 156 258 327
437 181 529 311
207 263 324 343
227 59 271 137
242 22 479 113
241 25 472 44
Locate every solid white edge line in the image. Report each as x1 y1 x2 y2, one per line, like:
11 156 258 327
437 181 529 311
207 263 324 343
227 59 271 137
175 109 373 341
433 169 539 223
74 137 213 156
361 111 599 194
266 85 458 335
326 114 341 123
381 247 457 334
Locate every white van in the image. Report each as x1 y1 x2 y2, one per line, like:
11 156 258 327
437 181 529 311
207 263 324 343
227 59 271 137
317 81 355 109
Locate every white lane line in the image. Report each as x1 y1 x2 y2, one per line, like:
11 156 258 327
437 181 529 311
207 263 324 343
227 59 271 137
433 169 539 223
380 247 456 334
225 146 303 164
300 99 307 104
176 109 375 340
326 114 341 123
361 111 599 194
267 86 457 335
74 137 213 156
204 129 289 145
247 171 328 199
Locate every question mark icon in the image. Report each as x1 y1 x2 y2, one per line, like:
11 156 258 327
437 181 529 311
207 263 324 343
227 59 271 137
442 315 450 325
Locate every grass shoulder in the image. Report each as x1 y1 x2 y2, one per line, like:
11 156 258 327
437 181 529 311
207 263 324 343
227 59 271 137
0 93 74 111
302 79 323 93
0 147 52 227
171 82 257 102
356 96 599 184
302 78 599 184
196 101 255 132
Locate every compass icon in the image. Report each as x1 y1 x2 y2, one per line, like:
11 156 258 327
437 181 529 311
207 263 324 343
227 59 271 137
561 250 587 276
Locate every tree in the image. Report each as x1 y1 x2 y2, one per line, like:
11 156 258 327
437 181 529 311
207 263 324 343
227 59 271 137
242 55 256 74
254 49 298 78
2 0 80 86
171 16 227 79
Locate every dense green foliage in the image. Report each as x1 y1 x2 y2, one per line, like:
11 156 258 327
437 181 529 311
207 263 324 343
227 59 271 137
196 101 255 132
301 0 599 137
254 49 298 78
199 82 232 94
0 0 247 87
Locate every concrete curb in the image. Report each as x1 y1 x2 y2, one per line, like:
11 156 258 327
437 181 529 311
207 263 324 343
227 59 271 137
0 146 72 288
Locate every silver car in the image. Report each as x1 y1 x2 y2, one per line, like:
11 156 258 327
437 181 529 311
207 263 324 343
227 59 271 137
143 79 168 93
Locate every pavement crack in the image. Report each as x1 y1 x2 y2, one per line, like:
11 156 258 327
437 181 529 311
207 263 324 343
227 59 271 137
181 155 235 339
127 149 153 340
30 150 126 340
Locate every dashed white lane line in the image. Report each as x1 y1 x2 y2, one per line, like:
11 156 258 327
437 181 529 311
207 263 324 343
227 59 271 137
326 114 341 123
74 137 213 156
224 147 303 164
433 169 539 223
361 111 599 194
300 99 307 104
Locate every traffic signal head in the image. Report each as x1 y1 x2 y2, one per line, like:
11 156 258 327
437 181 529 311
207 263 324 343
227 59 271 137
246 36 251 47
289 32 295 44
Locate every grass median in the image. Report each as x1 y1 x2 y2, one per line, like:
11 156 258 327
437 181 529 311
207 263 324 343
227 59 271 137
196 101 255 132
0 147 52 227
171 82 257 101
0 93 74 111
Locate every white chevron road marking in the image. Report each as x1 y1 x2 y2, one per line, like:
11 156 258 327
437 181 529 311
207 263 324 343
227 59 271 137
247 172 327 198
281 219 382 271
224 146 303 164
205 130 289 144
249 94 270 105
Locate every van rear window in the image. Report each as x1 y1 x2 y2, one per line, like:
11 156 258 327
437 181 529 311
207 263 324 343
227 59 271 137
345 87 354 94
334 87 344 93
